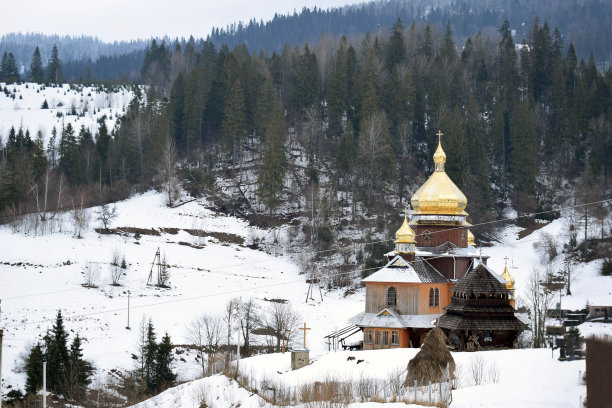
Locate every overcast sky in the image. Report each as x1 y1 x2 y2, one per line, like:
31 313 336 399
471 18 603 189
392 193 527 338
4 0 359 42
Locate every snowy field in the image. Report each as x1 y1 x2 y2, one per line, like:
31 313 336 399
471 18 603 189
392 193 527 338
132 348 586 408
0 82 134 142
0 190 607 407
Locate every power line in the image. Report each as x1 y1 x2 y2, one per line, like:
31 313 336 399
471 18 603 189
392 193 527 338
1 198 609 301
1 197 610 328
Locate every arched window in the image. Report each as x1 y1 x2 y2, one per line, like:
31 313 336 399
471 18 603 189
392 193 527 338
387 287 397 307
429 287 440 307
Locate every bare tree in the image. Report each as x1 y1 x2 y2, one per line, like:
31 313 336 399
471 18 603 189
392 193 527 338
70 195 89 238
83 262 100 288
161 137 179 206
223 298 238 346
187 313 223 376
525 268 555 348
264 302 301 352
532 232 558 263
110 249 124 286
237 298 261 356
96 204 117 230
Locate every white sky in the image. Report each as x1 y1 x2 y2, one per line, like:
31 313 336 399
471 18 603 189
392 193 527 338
4 0 359 42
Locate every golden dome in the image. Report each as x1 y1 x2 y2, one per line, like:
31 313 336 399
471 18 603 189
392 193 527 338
395 213 416 244
410 132 468 215
467 229 476 246
433 141 447 170
501 259 515 291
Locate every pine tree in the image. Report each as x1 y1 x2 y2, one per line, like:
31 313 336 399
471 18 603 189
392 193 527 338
44 310 70 392
221 78 246 162
498 20 519 107
169 72 185 151
46 44 64 84
143 319 157 391
24 343 44 395
257 109 287 214
64 335 93 401
31 130 48 180
386 18 406 68
153 333 176 390
509 100 539 207
326 39 348 138
30 46 44 83
0 52 19 83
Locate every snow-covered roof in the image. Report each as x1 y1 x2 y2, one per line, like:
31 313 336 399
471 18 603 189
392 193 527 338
362 256 448 284
349 311 440 329
385 243 483 259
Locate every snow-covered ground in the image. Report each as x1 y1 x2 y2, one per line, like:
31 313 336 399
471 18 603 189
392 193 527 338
0 191 607 407
132 348 586 408
0 82 134 143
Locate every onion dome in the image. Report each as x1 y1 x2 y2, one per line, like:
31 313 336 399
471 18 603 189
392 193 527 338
395 214 416 244
467 229 476 246
410 132 468 216
395 212 416 253
501 259 515 291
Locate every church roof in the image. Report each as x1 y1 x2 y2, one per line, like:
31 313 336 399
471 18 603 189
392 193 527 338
350 311 440 329
362 256 449 284
410 134 468 216
452 263 510 296
437 314 528 331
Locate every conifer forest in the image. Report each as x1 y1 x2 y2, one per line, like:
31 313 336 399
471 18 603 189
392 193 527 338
0 14 611 257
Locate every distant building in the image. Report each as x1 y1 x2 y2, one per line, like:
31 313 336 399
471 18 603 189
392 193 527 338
588 305 612 321
349 132 524 350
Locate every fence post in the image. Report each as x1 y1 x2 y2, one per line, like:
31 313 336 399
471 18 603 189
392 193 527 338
414 380 417 401
578 370 581 385
428 380 432 403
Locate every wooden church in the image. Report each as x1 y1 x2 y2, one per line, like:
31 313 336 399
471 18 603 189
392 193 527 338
349 132 525 350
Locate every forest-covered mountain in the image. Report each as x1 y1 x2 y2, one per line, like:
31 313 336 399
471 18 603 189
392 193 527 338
209 0 612 65
2 0 612 84
2 17 610 239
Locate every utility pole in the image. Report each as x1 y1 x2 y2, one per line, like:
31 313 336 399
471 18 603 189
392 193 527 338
0 299 3 408
126 290 131 330
0 329 3 408
42 357 47 408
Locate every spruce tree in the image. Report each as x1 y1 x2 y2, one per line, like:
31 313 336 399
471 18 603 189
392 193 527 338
154 333 176 390
30 46 44 83
143 320 157 391
257 109 287 214
46 44 64 84
221 78 246 162
44 310 70 392
24 343 44 395
64 335 93 401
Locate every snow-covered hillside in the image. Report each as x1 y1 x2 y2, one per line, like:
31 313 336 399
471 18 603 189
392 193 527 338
0 82 134 143
0 191 609 406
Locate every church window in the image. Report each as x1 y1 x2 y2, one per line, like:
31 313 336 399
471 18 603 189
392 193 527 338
391 330 399 345
365 329 372 344
387 287 397 307
382 331 389 345
374 330 381 345
429 287 440 307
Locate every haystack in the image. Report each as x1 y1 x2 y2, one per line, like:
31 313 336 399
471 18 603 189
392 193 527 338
403 327 455 387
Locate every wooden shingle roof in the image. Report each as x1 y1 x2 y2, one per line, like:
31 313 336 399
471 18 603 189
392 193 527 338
452 264 510 297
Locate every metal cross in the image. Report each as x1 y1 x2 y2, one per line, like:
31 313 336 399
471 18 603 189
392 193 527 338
299 322 311 350
437 130 443 143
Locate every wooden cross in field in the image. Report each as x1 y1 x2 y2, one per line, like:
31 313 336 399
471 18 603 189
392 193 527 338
281 322 289 354
299 322 311 350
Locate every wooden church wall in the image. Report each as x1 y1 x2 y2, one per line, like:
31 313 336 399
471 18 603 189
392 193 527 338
365 283 419 314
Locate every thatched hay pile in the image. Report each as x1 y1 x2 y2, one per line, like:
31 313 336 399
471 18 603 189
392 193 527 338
404 327 456 387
